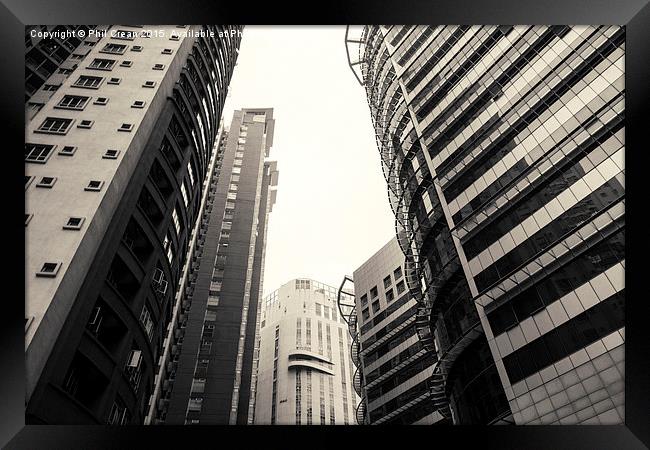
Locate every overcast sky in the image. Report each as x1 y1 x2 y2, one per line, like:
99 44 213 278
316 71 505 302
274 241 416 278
221 26 395 297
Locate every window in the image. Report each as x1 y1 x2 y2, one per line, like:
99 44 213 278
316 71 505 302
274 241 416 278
152 63 165 70
386 289 395 302
42 84 59 92
25 143 55 163
187 397 203 412
164 233 174 264
88 58 116 70
180 182 189 207
36 176 56 188
36 262 61 277
25 214 33 226
396 280 406 294
161 48 173 55
56 95 90 110
362 309 370 321
394 267 403 279
131 100 146 108
103 149 120 159
131 45 143 52
371 301 380 313
101 43 127 54
125 348 143 391
191 379 206 394
370 286 378 298
171 206 181 235
139 305 154 340
72 75 104 89
27 102 43 114
142 80 156 88
70 53 84 60
85 180 104 191
59 145 77 156
120 60 133 67
25 176 34 189
108 398 130 425
187 161 195 186
77 119 94 129
63 216 85 230
93 97 109 105
383 275 392 288
170 35 180 41
107 77 121 85
360 294 368 306
57 68 72 75
118 123 134 132
35 117 73 135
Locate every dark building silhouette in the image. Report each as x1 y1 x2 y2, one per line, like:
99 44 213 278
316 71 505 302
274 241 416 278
159 108 278 425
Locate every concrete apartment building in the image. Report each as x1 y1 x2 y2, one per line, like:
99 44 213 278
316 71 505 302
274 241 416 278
25 25 242 424
255 279 359 425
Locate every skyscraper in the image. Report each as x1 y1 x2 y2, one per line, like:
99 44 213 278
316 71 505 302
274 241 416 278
25 25 242 424
340 237 445 424
346 25 624 425
255 279 358 425
161 108 278 425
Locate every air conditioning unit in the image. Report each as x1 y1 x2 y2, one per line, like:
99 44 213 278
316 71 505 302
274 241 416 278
155 279 168 295
152 268 165 284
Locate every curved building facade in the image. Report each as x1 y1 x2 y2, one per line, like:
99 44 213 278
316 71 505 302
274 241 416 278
347 25 624 425
254 279 359 425
25 25 242 424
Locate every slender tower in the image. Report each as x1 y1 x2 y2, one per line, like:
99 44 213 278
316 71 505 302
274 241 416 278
162 108 279 425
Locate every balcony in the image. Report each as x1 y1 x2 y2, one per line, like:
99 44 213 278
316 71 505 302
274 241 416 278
287 350 334 376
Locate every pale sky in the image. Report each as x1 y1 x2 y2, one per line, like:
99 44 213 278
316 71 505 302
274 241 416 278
221 26 395 297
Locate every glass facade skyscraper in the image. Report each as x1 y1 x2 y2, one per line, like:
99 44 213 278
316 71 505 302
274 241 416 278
347 25 624 425
25 25 242 425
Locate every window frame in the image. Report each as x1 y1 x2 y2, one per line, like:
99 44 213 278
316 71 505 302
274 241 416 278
84 180 105 192
34 117 74 135
72 75 105 90
87 58 117 71
25 143 56 163
36 262 62 278
63 217 85 230
35 176 57 188
54 94 91 111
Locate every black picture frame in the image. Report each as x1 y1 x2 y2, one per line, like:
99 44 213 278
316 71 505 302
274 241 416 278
3 0 648 448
